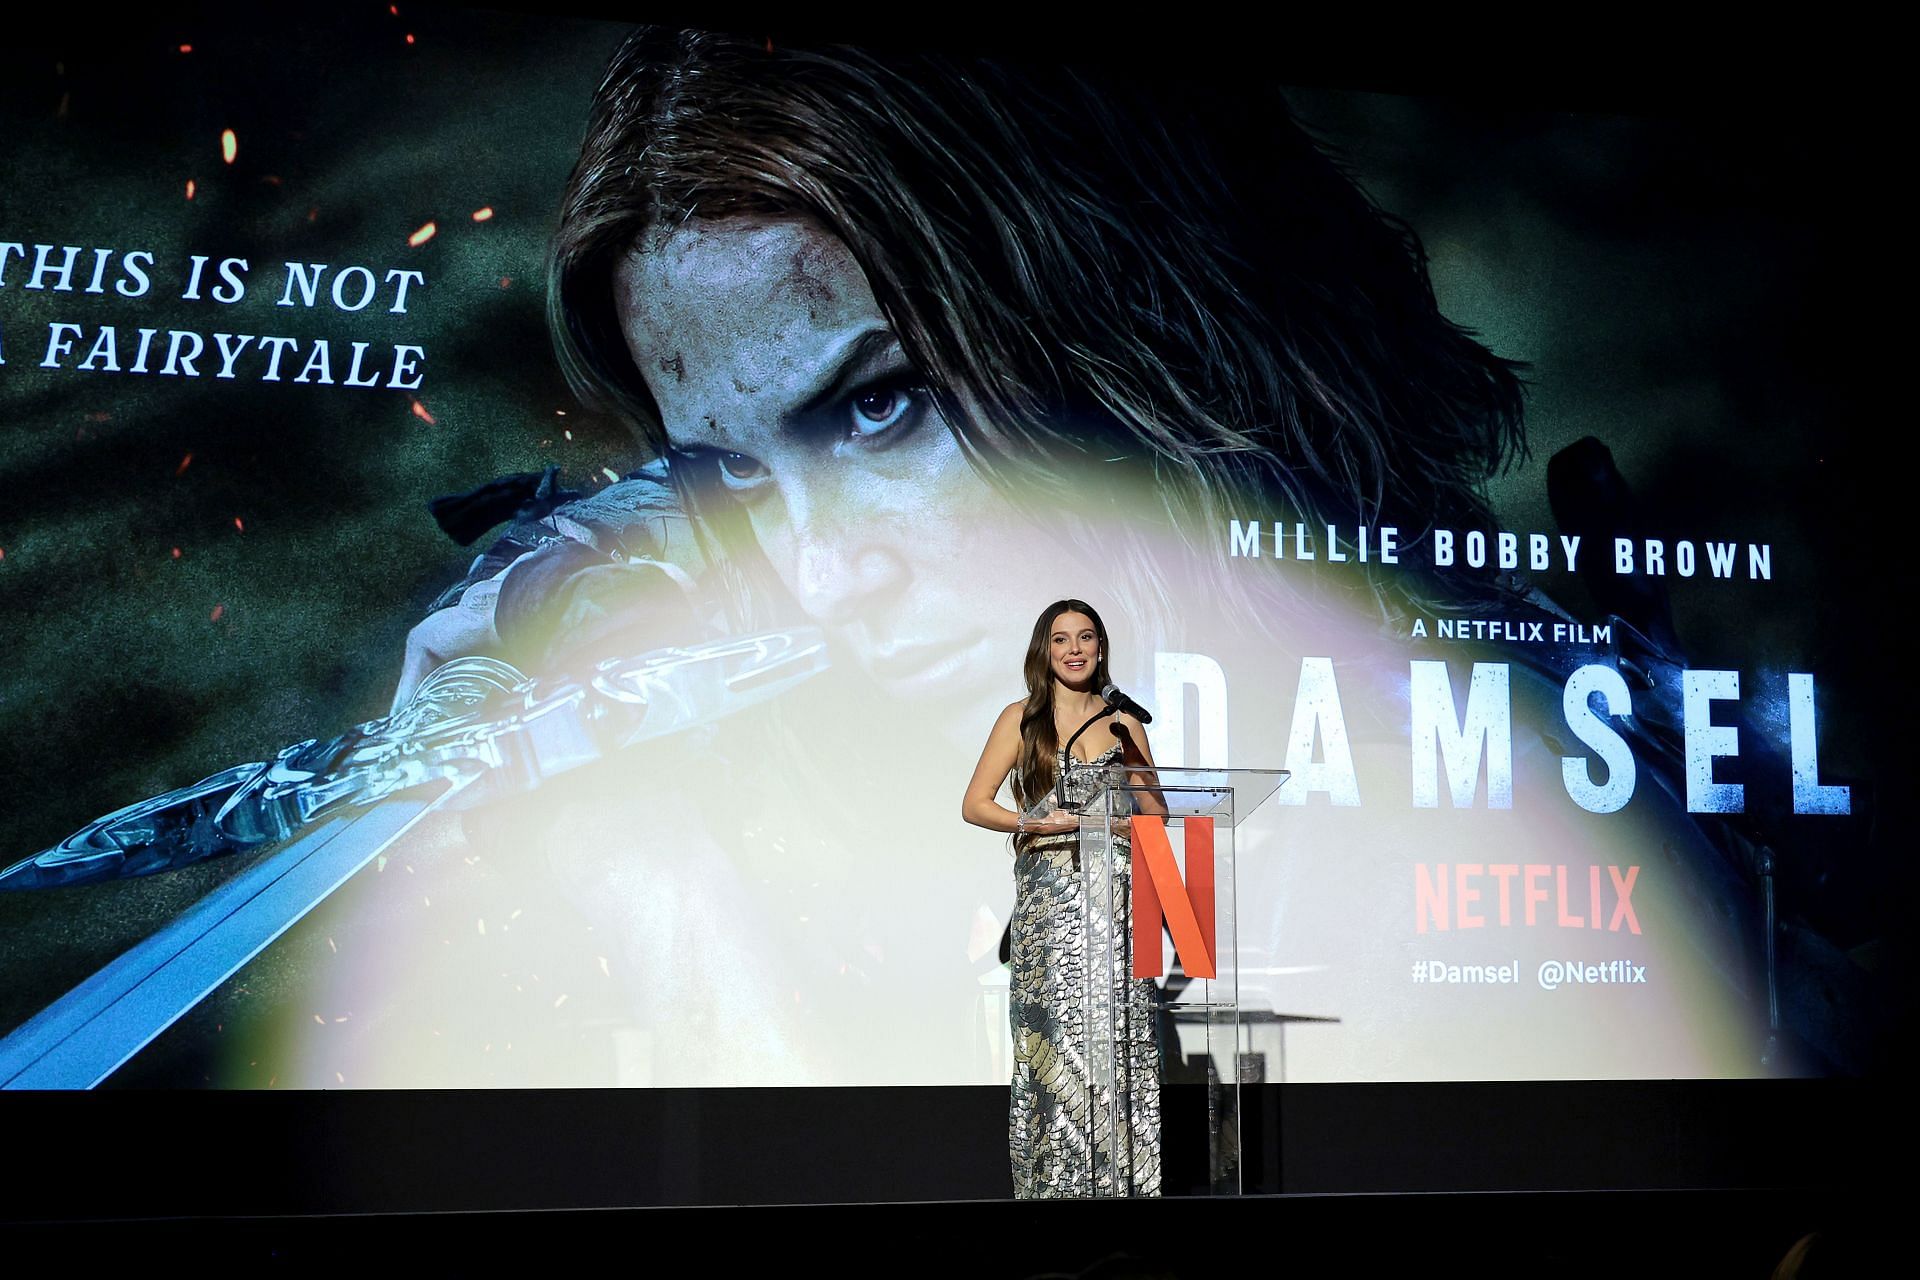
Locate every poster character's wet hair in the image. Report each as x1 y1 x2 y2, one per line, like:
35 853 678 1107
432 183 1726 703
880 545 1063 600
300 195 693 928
549 28 1526 630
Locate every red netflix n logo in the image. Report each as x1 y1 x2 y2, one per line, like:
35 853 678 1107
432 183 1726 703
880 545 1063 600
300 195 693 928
1130 815 1216 979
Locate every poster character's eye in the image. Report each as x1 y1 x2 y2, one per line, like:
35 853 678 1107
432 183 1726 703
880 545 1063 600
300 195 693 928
848 383 921 438
669 445 770 497
716 450 770 492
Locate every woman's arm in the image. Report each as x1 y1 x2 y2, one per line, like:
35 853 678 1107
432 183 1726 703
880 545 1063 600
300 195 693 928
962 701 1076 835
961 702 1026 833
1111 713 1169 817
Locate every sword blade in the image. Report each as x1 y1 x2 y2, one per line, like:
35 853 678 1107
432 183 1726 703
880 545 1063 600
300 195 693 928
0 778 464 1089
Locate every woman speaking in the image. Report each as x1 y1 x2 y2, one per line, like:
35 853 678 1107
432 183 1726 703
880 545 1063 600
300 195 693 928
962 600 1162 1198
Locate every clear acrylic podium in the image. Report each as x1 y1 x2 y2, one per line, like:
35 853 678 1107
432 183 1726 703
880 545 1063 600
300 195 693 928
1021 764 1286 1196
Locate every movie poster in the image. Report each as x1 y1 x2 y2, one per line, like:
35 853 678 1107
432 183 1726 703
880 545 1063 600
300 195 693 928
0 6 1897 1089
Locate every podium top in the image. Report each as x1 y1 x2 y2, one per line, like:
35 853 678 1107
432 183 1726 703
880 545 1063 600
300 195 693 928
1075 765 1290 827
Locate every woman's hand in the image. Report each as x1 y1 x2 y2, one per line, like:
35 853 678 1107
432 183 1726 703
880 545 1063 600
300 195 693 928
390 571 510 714
1019 808 1082 836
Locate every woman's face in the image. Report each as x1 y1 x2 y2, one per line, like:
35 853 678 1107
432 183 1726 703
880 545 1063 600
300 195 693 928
613 216 1055 719
1047 611 1100 692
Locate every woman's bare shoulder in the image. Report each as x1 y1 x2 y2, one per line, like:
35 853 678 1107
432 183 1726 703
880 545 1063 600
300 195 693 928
980 699 1025 741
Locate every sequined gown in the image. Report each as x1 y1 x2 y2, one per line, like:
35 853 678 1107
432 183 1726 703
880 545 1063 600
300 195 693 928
1009 744 1163 1198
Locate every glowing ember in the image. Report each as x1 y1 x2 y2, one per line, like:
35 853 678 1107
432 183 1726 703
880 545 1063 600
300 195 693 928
405 33 416 45
307 207 318 222
175 451 193 475
185 179 196 201
210 604 225 622
410 398 436 424
233 516 244 531
408 221 437 247
221 129 237 164
171 547 181 559
179 44 192 53
472 206 494 222
498 277 511 288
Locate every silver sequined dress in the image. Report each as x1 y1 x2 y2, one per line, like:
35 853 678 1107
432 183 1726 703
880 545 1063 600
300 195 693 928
1009 744 1163 1198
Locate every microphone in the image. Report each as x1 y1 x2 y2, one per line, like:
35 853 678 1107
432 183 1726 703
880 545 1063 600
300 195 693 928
1100 683 1153 725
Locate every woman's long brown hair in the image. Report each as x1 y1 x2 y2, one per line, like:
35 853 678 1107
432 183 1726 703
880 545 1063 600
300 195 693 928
1011 600 1112 821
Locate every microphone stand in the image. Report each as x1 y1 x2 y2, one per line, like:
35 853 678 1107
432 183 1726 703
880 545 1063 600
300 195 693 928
1055 705 1120 810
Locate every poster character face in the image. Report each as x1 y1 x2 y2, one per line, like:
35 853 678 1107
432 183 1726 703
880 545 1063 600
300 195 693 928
613 215 1056 715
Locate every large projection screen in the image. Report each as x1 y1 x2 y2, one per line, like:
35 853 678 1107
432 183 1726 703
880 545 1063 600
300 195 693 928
0 7 1894 1091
